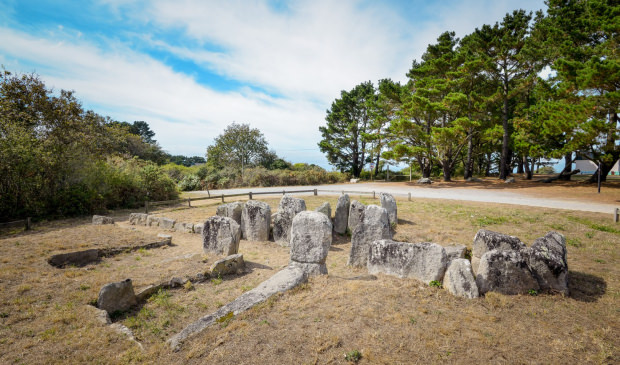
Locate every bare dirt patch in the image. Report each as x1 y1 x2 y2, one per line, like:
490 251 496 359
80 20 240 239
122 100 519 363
0 196 618 364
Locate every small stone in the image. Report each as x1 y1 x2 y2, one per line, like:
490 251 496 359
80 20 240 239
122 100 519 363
333 194 350 235
159 217 176 230
443 258 479 299
210 254 245 276
417 178 432 184
505 177 516 183
175 222 194 233
169 277 188 288
135 284 163 302
97 279 137 314
92 215 114 225
146 216 161 227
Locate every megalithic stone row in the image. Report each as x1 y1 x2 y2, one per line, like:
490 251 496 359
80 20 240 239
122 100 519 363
348 205 391 267
333 194 350 235
289 211 332 276
241 200 271 241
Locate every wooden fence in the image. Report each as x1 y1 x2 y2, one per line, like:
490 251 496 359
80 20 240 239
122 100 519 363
0 217 32 231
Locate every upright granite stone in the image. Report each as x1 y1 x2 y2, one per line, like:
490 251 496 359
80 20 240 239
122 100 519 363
129 213 148 226
92 215 114 225
216 202 244 225
443 258 479 299
289 211 332 276
348 205 391 267
367 240 448 283
379 193 397 226
273 195 306 246
525 231 569 295
97 279 137 314
333 194 350 235
241 200 271 241
476 249 539 295
472 229 526 274
314 202 331 218
347 200 365 234
202 216 241 255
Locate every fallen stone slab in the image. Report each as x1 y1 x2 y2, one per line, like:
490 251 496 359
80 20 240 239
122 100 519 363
367 240 447 283
476 249 539 295
333 194 350 235
314 202 331 218
241 200 271 241
168 265 307 351
135 284 164 302
379 193 397 226
202 216 241 256
289 211 332 276
216 202 244 225
92 215 114 225
347 200 365 234
443 258 479 299
210 254 245 276
472 229 525 274
129 213 148 226
48 249 100 268
525 231 569 295
97 279 137 315
348 205 391 267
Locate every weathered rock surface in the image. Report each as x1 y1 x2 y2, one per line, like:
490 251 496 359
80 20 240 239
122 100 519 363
379 193 397 226
417 178 432 184
169 276 189 288
241 200 271 241
202 216 241 255
348 205 391 267
314 202 331 218
525 231 569 295
289 211 332 275
216 202 244 225
194 223 203 235
443 258 479 299
476 249 539 295
135 284 163 302
367 240 447 283
97 279 137 314
175 222 194 233
347 200 365 234
159 217 176 230
168 265 307 351
273 195 306 245
472 229 525 273
92 215 114 225
505 177 516 183
210 254 245 276
444 244 467 262
129 213 148 226
333 194 350 235
146 216 160 227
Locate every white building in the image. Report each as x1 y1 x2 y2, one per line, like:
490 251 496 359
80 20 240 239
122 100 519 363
575 156 620 176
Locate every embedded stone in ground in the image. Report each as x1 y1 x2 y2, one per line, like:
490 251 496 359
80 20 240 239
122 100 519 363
476 249 539 295
443 258 479 299
240 200 271 241
175 222 194 233
210 254 245 276
348 205 391 267
472 229 525 273
347 200 365 234
273 195 306 246
367 240 447 283
333 194 350 235
146 216 161 227
379 193 397 226
289 211 332 276
97 279 137 314
525 231 569 295
314 202 331 218
216 202 244 225
202 216 241 255
129 213 148 226
159 217 176 230
92 215 114 225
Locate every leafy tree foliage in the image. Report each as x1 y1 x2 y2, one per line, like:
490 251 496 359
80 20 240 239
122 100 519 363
206 122 269 176
168 155 206 167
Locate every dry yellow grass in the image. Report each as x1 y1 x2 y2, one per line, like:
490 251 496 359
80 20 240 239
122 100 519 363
0 194 618 364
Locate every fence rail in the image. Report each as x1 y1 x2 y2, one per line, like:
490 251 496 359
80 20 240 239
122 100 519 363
0 217 31 231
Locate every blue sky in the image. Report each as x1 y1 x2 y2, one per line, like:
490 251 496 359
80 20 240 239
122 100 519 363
0 0 546 168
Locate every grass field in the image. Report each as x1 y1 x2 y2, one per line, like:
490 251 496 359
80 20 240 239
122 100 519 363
0 192 618 364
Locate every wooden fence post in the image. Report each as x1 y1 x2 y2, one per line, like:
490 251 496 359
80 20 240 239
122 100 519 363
221 194 224 203
314 189 317 196
25 217 31 231
615 208 619 223
187 198 191 207
408 192 411 201
145 201 149 214
249 192 253 200
373 191 375 199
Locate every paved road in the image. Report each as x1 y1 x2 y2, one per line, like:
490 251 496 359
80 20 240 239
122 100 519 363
188 182 616 214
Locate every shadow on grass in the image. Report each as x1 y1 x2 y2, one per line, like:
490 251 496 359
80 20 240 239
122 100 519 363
569 270 607 302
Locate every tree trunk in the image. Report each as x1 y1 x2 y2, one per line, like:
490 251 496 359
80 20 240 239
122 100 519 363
485 152 492 177
523 155 532 180
517 154 524 174
442 162 452 182
558 153 574 181
499 76 510 180
464 128 474 180
374 153 380 175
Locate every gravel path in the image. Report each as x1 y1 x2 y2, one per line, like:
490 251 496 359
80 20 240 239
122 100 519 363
189 183 617 214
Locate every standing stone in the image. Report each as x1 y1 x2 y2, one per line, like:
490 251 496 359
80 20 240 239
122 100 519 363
241 200 271 241
525 231 569 295
443 258 479 299
146 216 161 227
129 213 148 226
216 202 244 225
347 200 365 234
379 193 397 226
444 244 467 263
348 205 391 267
289 211 332 276
368 240 447 283
97 279 137 314
334 194 350 235
159 217 176 230
202 216 241 255
273 195 306 246
476 249 539 295
92 215 114 225
314 202 331 218
472 229 526 274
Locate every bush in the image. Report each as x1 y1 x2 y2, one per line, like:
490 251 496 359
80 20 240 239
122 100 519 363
178 174 202 191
